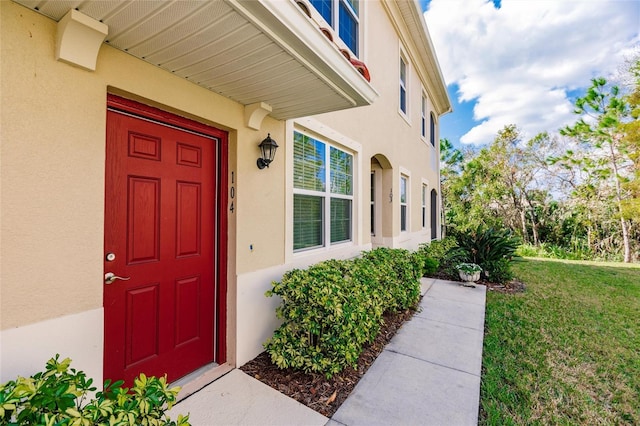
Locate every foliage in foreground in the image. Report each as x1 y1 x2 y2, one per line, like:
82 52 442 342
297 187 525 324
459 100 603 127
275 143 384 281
0 355 189 426
481 258 640 425
265 248 421 378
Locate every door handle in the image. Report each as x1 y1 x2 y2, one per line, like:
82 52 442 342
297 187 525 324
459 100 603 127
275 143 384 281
105 272 131 285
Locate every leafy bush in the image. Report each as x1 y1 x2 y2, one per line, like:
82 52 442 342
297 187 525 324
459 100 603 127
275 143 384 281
265 260 381 377
453 226 519 282
265 248 421 378
441 249 470 279
482 258 514 284
418 236 468 279
417 237 464 279
417 237 458 265
0 355 189 425
423 257 439 276
361 248 422 312
455 226 520 265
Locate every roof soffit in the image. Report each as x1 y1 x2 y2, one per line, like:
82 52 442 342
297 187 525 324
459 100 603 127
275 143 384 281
12 0 378 120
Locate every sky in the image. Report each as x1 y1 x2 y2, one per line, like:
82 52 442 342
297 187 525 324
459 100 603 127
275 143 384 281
419 0 640 147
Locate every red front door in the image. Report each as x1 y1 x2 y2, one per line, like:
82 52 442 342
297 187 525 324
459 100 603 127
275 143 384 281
104 96 227 384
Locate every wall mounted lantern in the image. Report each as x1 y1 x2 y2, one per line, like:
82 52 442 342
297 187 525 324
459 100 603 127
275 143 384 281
257 133 278 169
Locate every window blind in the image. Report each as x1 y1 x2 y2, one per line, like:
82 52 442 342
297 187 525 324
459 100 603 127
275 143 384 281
294 194 324 250
331 198 352 243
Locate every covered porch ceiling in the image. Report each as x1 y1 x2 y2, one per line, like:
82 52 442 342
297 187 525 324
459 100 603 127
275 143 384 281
13 0 378 120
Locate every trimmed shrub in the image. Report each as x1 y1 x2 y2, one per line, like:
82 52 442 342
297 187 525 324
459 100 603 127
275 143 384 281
265 259 383 377
265 248 421 378
0 355 189 425
361 248 422 312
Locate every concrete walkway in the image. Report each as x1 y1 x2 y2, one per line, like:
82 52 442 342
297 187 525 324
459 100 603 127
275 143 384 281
172 278 486 426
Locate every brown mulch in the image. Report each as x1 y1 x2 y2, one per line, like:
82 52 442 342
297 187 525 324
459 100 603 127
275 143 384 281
482 279 526 294
239 307 417 417
240 278 525 417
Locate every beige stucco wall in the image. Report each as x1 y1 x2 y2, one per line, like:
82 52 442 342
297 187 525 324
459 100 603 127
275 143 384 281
1 0 446 378
0 1 286 332
235 0 446 363
306 1 441 248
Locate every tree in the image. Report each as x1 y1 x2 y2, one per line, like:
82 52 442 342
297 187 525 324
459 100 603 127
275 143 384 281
439 138 464 236
560 78 635 262
440 139 505 234
440 126 553 244
621 57 640 220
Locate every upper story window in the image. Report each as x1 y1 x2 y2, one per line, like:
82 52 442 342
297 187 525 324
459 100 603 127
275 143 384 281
293 131 354 251
400 56 408 115
310 0 359 56
430 112 436 146
421 94 427 139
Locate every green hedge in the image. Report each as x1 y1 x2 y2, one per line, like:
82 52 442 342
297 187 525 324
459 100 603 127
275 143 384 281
360 248 422 312
265 248 421 378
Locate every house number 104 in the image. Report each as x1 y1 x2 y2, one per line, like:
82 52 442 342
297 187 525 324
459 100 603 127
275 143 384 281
230 171 235 213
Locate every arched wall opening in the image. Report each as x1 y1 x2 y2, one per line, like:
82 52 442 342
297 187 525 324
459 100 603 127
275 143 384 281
371 154 393 248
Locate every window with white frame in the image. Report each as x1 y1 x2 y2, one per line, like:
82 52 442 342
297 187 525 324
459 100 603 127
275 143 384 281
310 0 359 56
400 175 408 232
430 112 436 146
400 56 408 115
422 184 427 229
421 94 427 139
293 131 353 251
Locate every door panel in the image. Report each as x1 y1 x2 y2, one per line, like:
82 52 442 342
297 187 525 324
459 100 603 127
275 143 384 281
176 182 201 257
104 99 225 384
126 284 160 367
127 177 161 264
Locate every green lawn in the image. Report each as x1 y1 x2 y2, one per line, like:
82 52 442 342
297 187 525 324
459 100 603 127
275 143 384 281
480 258 640 425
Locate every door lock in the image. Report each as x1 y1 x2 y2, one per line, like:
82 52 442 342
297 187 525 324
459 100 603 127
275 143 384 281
104 272 131 285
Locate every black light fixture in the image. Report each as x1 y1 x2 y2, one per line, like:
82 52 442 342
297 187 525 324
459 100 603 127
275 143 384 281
257 133 278 169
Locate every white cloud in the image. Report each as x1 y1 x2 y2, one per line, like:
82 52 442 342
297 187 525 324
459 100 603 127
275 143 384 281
425 0 640 145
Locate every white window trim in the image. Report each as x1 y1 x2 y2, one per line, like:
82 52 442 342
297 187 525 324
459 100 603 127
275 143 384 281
310 0 362 58
421 178 430 232
399 47 410 124
399 167 411 233
421 90 428 142
287 118 362 260
421 183 427 230
336 0 360 57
